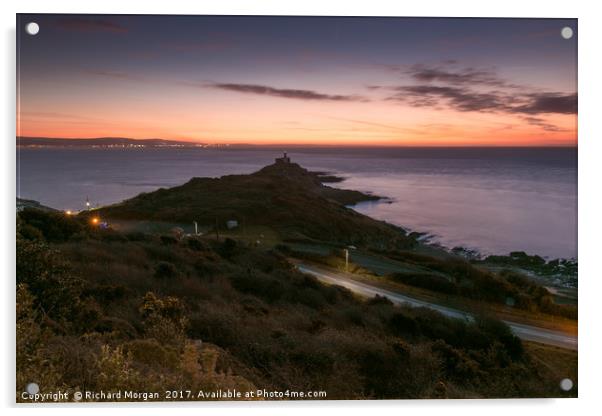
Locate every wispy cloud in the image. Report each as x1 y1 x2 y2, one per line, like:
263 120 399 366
522 116 568 132
378 61 576 125
387 85 507 112
204 82 367 102
511 92 577 115
56 18 127 33
403 63 519 88
388 85 576 116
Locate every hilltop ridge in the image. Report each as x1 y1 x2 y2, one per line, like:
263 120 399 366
91 157 412 248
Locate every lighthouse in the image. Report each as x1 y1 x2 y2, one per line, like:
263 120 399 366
275 151 291 164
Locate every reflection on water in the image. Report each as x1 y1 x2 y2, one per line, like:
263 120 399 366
337 171 576 259
17 146 577 259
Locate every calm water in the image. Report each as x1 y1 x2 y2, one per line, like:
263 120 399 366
16 146 577 259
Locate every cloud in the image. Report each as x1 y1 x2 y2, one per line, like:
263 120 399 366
379 61 577 124
522 116 568 132
205 83 367 102
388 85 508 112
388 85 576 116
56 18 127 33
511 93 577 115
404 63 515 88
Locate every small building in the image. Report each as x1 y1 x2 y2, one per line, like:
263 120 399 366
226 220 239 230
275 151 290 164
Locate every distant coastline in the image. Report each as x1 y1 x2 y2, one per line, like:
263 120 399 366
17 137 210 148
17 136 578 150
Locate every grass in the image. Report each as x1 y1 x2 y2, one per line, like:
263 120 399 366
522 341 578 397
284 240 577 325
88 161 416 250
16 210 578 400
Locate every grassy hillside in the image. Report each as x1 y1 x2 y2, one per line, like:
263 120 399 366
90 161 414 249
16 210 577 400
279 244 577 322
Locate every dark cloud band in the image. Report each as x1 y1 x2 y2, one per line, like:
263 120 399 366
208 83 366 102
388 85 576 116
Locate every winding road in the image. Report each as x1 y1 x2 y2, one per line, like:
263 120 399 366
298 263 577 350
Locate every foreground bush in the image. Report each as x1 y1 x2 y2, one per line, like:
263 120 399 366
16 215 576 400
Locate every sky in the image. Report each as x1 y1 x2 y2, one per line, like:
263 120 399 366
17 14 577 146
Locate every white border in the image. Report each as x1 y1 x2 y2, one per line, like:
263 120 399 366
3 1 601 415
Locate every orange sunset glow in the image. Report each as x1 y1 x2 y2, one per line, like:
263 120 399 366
17 15 577 146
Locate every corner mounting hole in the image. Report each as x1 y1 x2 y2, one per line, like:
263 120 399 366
25 382 39 394
560 378 573 391
25 22 40 36
561 26 573 40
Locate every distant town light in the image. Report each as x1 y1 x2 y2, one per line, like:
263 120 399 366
65 210 72 215
91 217 100 225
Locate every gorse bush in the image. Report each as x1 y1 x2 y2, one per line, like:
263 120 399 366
16 210 576 400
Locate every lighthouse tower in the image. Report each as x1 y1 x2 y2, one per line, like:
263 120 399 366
275 151 291 164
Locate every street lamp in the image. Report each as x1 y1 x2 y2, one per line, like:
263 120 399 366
344 245 357 272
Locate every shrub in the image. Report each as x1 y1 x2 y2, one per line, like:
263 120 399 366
125 231 152 242
219 238 238 259
138 292 188 350
154 261 178 279
15 222 573 400
95 345 144 391
391 340 411 360
186 237 207 251
18 208 84 242
16 234 83 326
16 284 63 393
389 312 420 336
18 223 44 241
83 284 130 304
160 235 178 245
477 317 524 360
230 271 284 303
123 338 179 370
390 272 458 294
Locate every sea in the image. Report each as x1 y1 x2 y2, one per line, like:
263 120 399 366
16 146 577 260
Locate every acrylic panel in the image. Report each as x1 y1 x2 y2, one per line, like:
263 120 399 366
16 14 577 402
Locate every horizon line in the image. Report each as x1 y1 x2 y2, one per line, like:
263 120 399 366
17 136 578 148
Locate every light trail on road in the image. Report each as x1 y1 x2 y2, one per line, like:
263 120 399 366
298 264 577 350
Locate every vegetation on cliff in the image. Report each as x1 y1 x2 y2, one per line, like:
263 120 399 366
16 210 577 400
91 162 412 249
